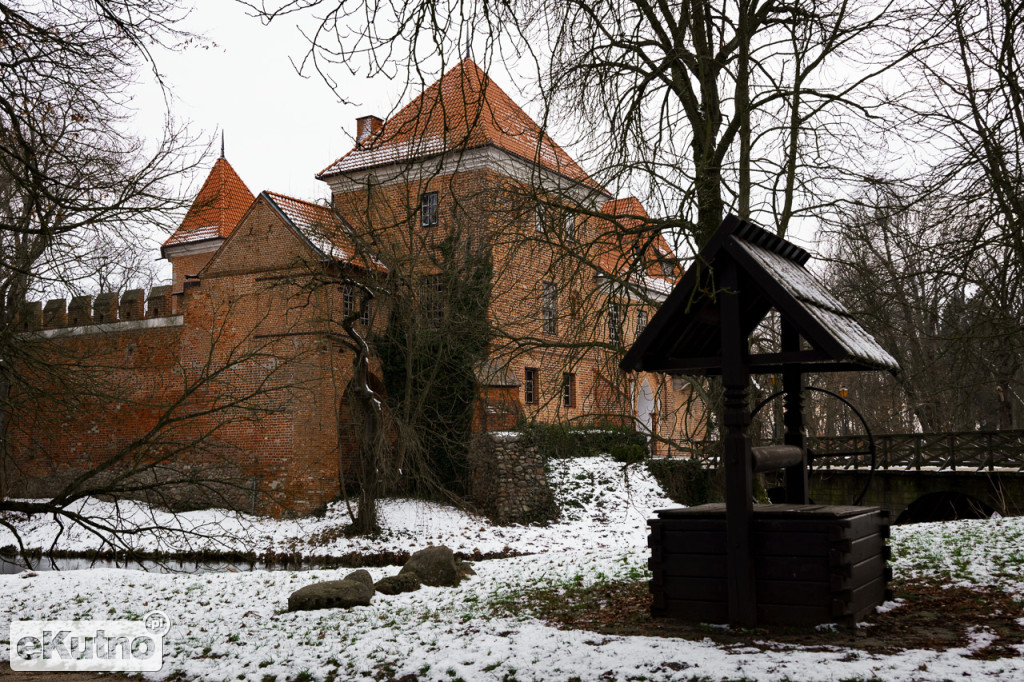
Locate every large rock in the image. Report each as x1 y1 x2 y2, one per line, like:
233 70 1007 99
399 546 460 586
344 569 374 592
287 579 372 611
374 573 422 595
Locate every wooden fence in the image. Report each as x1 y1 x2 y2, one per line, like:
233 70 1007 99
686 430 1024 472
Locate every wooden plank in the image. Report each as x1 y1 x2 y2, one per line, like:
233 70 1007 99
662 577 842 607
752 532 835 556
658 553 727 578
757 556 830 582
755 603 834 626
830 553 887 591
663 530 728 554
657 512 882 539
658 518 728 532
830 533 884 565
758 580 832 606
660 599 729 623
844 576 887 619
662 577 728 601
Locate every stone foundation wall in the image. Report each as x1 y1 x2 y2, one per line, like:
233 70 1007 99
467 431 557 524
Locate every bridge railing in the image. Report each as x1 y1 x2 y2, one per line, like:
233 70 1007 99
686 430 1024 472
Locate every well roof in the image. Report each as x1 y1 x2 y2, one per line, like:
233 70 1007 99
620 215 899 375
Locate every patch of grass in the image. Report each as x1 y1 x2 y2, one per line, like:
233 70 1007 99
488 556 653 630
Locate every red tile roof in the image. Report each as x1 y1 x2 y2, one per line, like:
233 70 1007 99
164 157 255 247
318 58 605 192
262 191 385 271
593 197 680 292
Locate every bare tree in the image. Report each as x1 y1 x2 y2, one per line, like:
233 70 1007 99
1 294 316 558
246 0 909 247
0 1 253 552
898 0 1024 428
812 0 1024 435
0 0 199 458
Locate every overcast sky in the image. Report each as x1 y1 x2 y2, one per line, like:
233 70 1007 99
146 0 396 203
134 0 816 276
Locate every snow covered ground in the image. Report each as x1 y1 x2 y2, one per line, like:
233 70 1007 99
1 455 1023 681
0 455 673 558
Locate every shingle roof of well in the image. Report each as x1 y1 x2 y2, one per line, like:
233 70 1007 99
318 58 604 192
165 157 255 247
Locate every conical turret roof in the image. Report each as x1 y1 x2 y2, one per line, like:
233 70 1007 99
164 157 255 247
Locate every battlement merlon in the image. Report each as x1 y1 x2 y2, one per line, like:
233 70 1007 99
14 286 180 333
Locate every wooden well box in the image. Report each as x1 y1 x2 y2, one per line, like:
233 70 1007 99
648 503 892 626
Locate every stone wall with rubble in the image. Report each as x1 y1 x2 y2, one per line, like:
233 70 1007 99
467 431 557 524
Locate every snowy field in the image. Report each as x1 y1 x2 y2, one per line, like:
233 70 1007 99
2 455 1023 681
0 456 673 558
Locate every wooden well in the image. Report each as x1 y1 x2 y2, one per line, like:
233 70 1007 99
622 215 901 626
648 503 892 626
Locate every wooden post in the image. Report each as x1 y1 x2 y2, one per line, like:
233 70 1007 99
781 320 808 503
719 259 756 627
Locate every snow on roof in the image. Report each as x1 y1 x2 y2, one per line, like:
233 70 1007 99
164 224 222 246
318 59 605 193
734 238 898 369
736 240 848 315
164 157 254 248
264 191 349 261
805 304 900 369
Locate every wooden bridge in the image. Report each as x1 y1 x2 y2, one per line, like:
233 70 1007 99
687 430 1024 521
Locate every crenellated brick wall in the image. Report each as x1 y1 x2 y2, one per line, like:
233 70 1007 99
14 286 176 334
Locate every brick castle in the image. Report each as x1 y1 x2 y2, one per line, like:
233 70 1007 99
8 60 702 514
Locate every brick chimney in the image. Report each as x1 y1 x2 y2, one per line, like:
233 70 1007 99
356 115 384 144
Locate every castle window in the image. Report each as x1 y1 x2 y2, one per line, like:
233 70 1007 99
343 284 356 318
525 367 538 404
360 299 371 326
608 301 622 344
421 191 438 227
562 372 577 408
541 281 557 335
564 213 576 242
661 259 675 277
636 309 648 338
535 204 547 233
421 274 444 328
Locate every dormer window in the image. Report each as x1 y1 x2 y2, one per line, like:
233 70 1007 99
421 192 438 227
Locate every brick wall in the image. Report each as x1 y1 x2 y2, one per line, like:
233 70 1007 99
332 165 704 454
8 152 705 518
